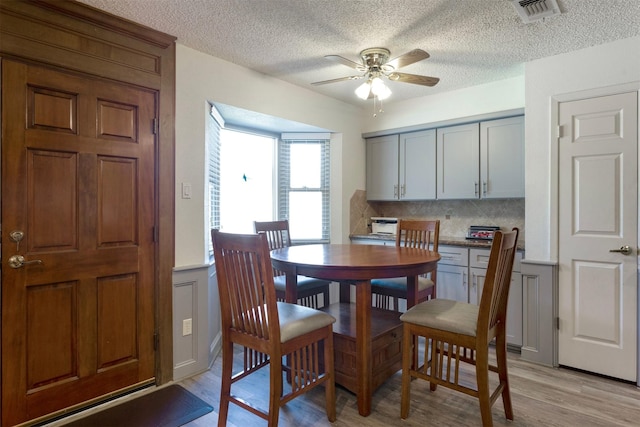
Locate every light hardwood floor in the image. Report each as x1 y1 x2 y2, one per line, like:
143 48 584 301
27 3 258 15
179 345 640 427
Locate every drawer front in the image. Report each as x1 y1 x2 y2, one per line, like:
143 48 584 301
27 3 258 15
351 237 393 246
438 245 468 266
470 248 491 269
470 247 523 272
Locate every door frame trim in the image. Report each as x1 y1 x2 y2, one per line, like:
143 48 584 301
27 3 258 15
551 82 640 386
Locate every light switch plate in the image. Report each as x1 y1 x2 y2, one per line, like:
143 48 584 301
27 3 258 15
182 318 192 336
181 182 192 199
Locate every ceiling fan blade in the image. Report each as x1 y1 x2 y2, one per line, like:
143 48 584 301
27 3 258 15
324 54 363 70
310 75 363 86
389 72 439 87
386 49 430 70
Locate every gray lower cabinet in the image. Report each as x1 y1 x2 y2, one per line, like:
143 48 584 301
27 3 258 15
435 245 468 302
352 237 555 361
438 245 523 347
437 264 468 302
467 248 523 347
350 238 523 348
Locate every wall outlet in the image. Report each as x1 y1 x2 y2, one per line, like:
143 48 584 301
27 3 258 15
182 318 192 336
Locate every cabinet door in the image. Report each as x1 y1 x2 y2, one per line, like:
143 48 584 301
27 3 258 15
437 123 480 199
470 267 523 347
437 264 468 302
507 272 523 346
400 129 436 200
366 134 399 200
480 116 524 198
469 266 484 305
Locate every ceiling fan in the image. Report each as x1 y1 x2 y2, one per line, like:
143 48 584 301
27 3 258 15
311 47 439 100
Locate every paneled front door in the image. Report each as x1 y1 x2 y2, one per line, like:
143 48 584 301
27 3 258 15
2 60 157 425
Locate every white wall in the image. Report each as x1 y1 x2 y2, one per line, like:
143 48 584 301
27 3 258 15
175 44 364 267
360 76 525 133
524 35 640 261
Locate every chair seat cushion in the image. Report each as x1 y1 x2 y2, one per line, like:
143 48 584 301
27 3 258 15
371 276 434 292
273 275 330 292
277 302 336 343
400 299 479 336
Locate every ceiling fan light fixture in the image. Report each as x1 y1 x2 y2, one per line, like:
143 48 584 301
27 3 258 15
370 77 391 100
312 46 438 102
355 80 371 100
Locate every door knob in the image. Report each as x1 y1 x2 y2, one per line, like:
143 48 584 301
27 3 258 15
609 245 633 256
8 255 43 269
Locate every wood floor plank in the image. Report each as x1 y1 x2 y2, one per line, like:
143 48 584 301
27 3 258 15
180 346 640 426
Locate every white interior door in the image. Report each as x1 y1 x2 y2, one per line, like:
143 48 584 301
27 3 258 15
558 91 638 381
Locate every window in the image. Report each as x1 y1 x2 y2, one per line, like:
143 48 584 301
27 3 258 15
278 136 330 243
220 129 275 233
207 105 330 254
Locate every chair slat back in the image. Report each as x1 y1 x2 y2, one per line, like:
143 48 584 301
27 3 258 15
254 220 291 277
211 229 279 342
477 228 519 339
396 219 440 252
254 220 291 250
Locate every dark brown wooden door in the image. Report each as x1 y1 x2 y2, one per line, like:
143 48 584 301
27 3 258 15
1 60 157 426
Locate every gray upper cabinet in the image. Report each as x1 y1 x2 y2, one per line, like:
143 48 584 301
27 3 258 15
367 115 523 201
437 116 524 200
366 129 436 201
366 134 399 201
436 123 480 199
480 116 525 198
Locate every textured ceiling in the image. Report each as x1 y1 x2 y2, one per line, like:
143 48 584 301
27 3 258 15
78 0 639 108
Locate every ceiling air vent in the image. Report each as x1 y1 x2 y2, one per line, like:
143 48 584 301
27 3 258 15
511 0 561 23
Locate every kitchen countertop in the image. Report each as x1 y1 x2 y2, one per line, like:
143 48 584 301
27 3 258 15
350 234 525 251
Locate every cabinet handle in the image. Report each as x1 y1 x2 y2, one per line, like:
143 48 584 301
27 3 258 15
474 182 479 196
401 184 406 196
394 184 398 197
483 181 487 196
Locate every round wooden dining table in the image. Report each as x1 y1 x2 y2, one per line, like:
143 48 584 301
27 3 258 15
270 243 440 417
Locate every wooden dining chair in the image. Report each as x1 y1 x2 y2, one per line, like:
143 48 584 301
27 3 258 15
211 229 336 427
254 220 331 308
399 228 519 426
371 219 440 311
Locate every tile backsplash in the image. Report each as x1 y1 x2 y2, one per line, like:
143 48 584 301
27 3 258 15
350 189 525 241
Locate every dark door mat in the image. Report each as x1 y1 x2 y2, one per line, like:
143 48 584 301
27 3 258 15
63 385 213 427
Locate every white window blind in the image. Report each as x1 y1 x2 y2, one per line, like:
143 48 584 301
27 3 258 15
278 135 330 243
207 104 223 255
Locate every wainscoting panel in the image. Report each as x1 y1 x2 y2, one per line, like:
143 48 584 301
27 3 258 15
172 264 219 381
520 260 558 367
